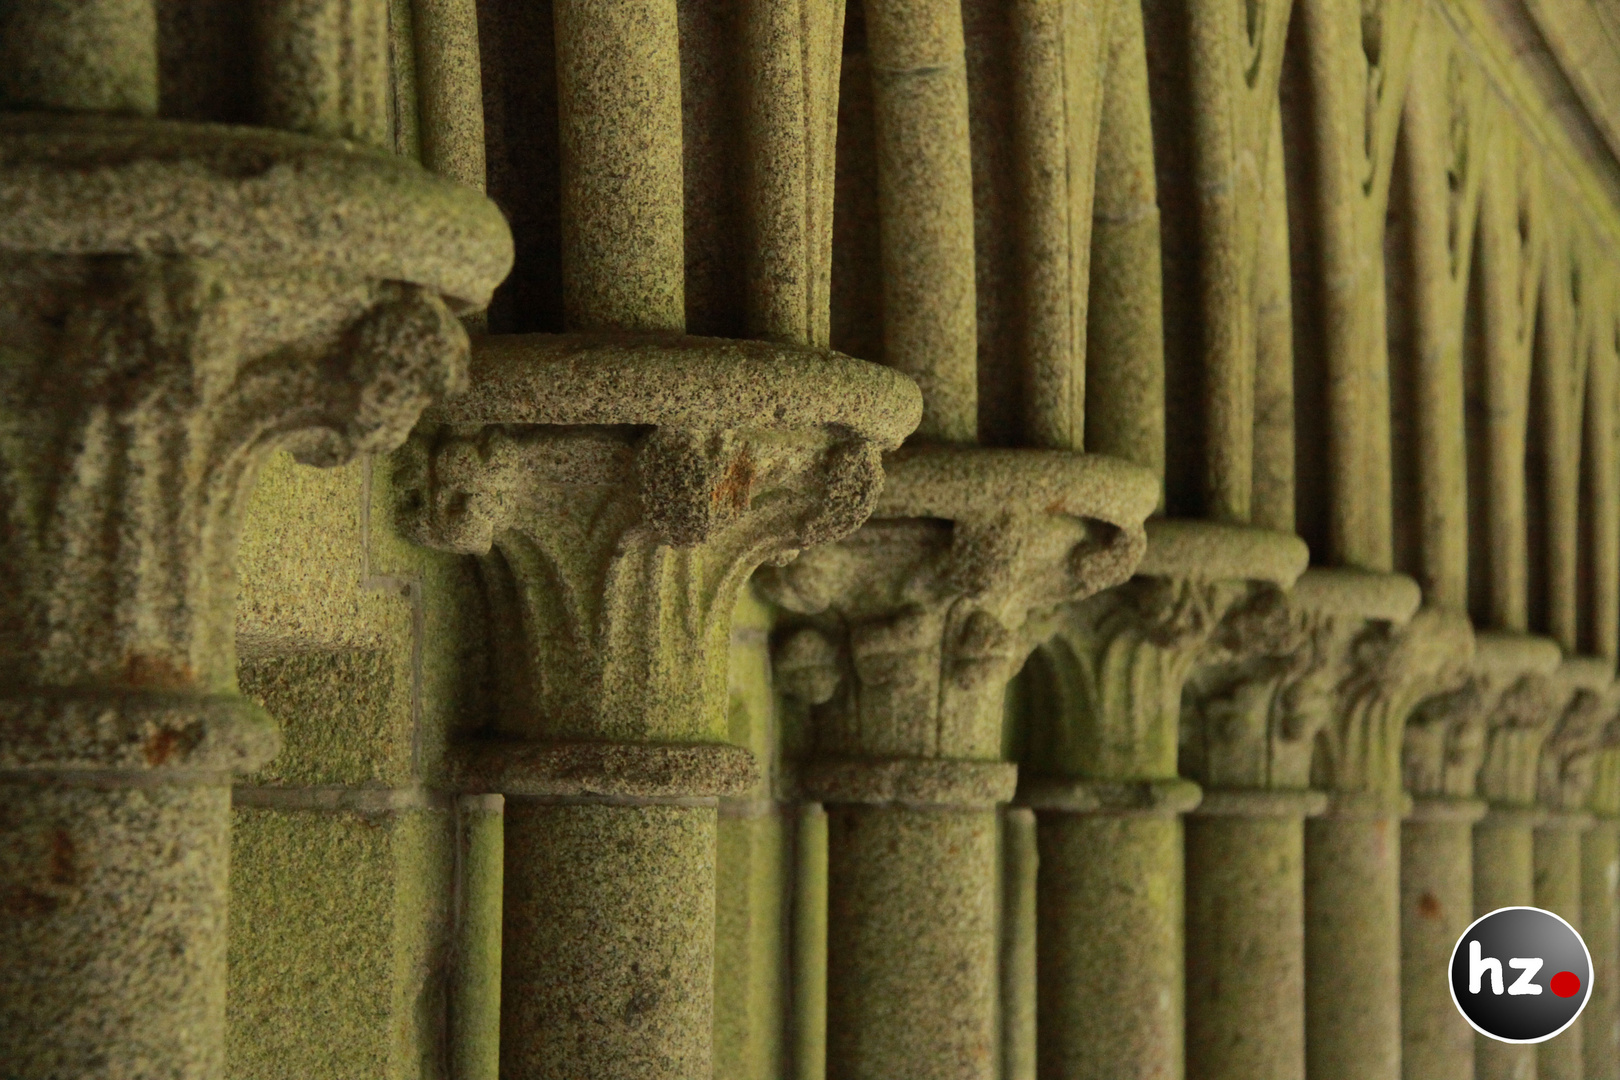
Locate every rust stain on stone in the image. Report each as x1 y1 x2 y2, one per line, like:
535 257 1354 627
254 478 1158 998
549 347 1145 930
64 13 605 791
711 447 754 512
1417 891 1442 920
144 727 180 766
124 653 197 690
1 885 57 917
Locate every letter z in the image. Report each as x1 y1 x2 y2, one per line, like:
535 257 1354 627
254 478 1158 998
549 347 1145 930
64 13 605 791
1508 958 1544 995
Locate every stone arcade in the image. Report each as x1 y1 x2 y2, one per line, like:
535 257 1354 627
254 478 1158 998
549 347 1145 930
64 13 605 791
4 1 1620 1080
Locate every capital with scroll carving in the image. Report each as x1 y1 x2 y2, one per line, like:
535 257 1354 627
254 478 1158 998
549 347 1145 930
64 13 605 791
394 333 921 798
0 114 512 1077
759 448 1157 807
1181 570 1450 816
1017 520 1307 813
1475 659 1607 810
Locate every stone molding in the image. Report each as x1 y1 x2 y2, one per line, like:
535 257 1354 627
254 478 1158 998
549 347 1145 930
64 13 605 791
798 757 1019 809
448 740 759 800
396 333 922 789
1477 656 1611 807
1019 775 1204 817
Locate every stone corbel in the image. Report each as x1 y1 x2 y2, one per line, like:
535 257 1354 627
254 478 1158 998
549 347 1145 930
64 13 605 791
0 115 512 1076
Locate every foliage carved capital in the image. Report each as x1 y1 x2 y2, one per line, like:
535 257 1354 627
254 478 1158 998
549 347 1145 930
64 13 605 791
395 334 922 750
760 449 1159 765
0 120 510 774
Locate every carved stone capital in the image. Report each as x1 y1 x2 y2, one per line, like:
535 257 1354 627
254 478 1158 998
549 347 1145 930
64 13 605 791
759 448 1158 774
1538 659 1618 812
1181 569 1438 804
1026 520 1308 784
394 334 922 769
1401 632 1561 798
1311 601 1474 809
0 117 511 775
1589 739 1620 819
1475 657 1606 807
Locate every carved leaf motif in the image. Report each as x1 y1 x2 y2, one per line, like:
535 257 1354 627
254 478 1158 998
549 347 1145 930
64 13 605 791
0 256 468 691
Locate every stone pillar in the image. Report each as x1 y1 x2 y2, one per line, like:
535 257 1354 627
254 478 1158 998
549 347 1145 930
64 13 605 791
1181 576 1449 1080
1303 595 1474 1080
1535 670 1616 1080
0 87 511 1080
396 339 920 1080
1019 520 1307 1080
1472 663 1574 1080
1281 0 1420 569
452 794 505 1080
1398 632 1562 1080
759 450 1158 1080
1583 747 1620 1080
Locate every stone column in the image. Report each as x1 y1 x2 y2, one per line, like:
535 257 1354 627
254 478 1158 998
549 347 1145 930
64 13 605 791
396 338 920 1080
1535 670 1615 1080
1398 632 1562 1080
1182 570 1442 1080
758 450 1159 1080
1304 594 1475 1080
1019 520 1307 1080
1282 0 1420 568
0 61 512 1080
1472 661 1576 1080
1140 0 1293 523
1583 745 1620 1080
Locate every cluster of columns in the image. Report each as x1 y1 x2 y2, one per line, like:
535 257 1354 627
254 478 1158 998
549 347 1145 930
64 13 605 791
5 1 1620 1080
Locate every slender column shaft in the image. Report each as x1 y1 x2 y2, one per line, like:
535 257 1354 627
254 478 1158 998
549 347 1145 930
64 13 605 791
794 804 830 1080
1037 811 1185 1080
1589 337 1620 662
1477 152 1536 631
500 802 717 1080
866 0 978 442
1010 0 1080 450
1400 798 1488 1080
0 782 234 1077
1581 819 1620 1080
826 806 999 1080
1252 105 1295 536
739 0 846 345
1001 808 1038 1080
412 0 488 190
1185 793 1323 1080
1085 0 1163 482
1401 35 1476 612
452 794 504 1080
253 0 391 146
0 0 156 114
1536 814 1592 1080
1305 810 1403 1080
1474 809 1540 1080
553 0 685 331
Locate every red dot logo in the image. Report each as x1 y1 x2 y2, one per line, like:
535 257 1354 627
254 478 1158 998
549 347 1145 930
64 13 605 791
1551 971 1581 998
